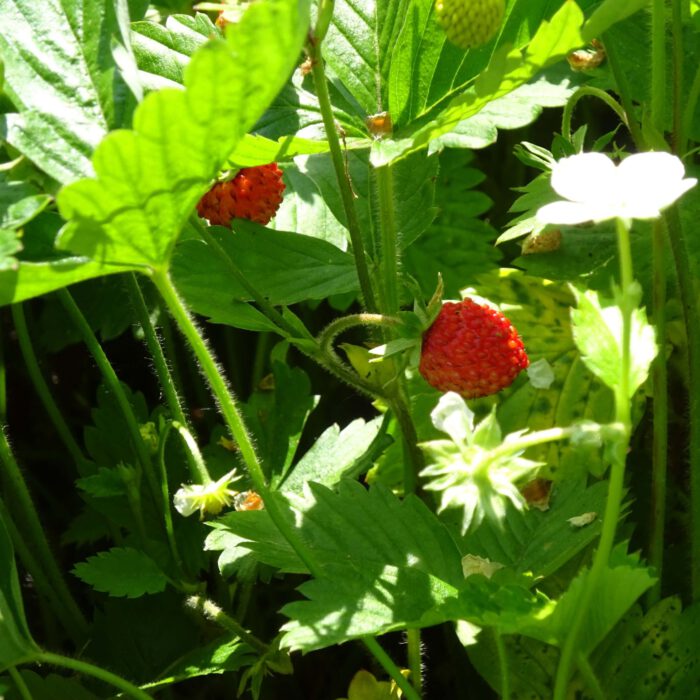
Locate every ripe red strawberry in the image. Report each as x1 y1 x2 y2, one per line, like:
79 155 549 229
419 298 529 398
197 163 285 226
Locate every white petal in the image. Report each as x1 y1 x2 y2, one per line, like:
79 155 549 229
431 392 475 446
174 487 198 516
550 153 618 204
536 200 607 225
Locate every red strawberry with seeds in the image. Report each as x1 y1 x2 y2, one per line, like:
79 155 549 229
197 163 285 226
419 298 529 398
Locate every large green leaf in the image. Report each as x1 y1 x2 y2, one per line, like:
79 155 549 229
371 1 586 165
0 506 38 671
0 0 123 183
57 0 311 269
571 287 658 399
171 221 360 314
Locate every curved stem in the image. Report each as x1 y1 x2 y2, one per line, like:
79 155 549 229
680 65 700 157
151 269 323 576
561 87 628 143
495 632 511 700
308 37 378 313
601 36 646 149
11 303 91 474
56 288 158 500
168 420 211 485
126 274 190 428
32 651 152 700
0 429 88 642
362 637 420 700
576 654 605 700
553 219 635 698
186 595 269 655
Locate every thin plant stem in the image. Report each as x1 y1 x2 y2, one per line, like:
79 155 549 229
553 218 635 698
494 632 511 700
561 87 628 142
680 64 700 157
32 651 153 700
665 206 700 600
650 0 666 136
406 628 422 695
576 654 605 700
0 498 77 644
167 420 211 484
56 289 159 501
0 429 88 642
151 269 323 576
308 38 378 313
362 637 420 700
648 219 668 605
126 274 190 429
8 667 33 700
186 595 269 655
670 0 684 153
375 165 400 316
601 36 646 149
11 304 91 474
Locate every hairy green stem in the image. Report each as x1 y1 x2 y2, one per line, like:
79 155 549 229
186 595 269 655
495 633 511 700
11 303 90 474
32 652 152 700
680 65 700 157
601 36 646 149
152 269 322 576
561 86 628 142
553 219 635 698
648 219 668 605
0 316 6 422
56 289 158 500
168 420 211 485
406 628 422 694
126 274 190 429
362 637 420 700
0 429 88 642
665 207 700 600
156 423 187 577
308 36 378 313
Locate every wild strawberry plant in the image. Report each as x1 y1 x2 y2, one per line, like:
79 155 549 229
0 0 699 698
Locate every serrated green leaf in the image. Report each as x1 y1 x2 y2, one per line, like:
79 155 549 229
0 229 21 272
0 506 39 671
244 360 318 487
57 0 311 268
371 2 586 165
521 547 655 654
171 222 360 315
280 416 388 493
571 287 657 398
76 468 129 498
143 636 255 690
131 13 216 91
0 0 123 183
72 547 168 598
0 177 50 230
589 597 700 699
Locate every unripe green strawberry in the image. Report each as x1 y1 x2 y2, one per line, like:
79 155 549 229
435 0 505 50
419 298 528 398
197 163 285 226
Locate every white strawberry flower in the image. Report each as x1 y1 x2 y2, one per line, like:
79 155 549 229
174 468 242 519
536 152 697 225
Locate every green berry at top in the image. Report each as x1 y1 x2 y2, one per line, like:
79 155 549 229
435 0 505 50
